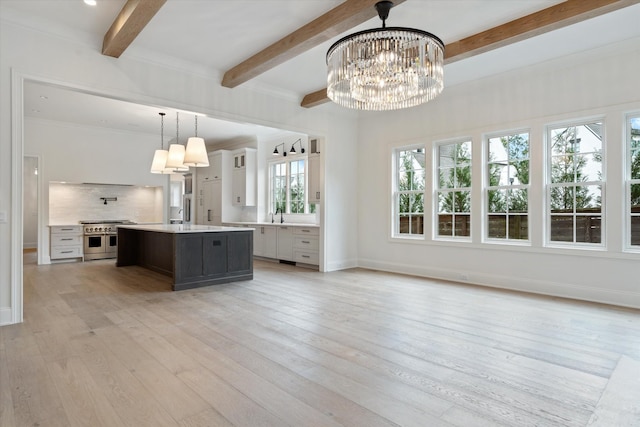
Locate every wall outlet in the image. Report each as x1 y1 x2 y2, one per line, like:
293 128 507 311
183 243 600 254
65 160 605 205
0 211 7 223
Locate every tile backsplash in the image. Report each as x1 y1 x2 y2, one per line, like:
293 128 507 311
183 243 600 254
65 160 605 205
49 182 163 225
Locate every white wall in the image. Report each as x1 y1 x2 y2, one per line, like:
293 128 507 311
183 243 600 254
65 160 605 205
357 38 640 308
0 20 359 324
48 183 163 225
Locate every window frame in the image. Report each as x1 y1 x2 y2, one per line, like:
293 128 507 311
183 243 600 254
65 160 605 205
392 144 426 239
268 154 315 216
545 118 606 247
485 129 531 243
626 112 640 250
434 138 473 241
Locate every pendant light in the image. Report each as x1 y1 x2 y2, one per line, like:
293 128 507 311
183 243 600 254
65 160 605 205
326 1 444 111
165 112 189 172
183 115 209 167
150 112 170 174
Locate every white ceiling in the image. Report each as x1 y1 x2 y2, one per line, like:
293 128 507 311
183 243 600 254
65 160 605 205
3 0 640 144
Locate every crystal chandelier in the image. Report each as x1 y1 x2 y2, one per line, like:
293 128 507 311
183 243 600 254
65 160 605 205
326 1 444 111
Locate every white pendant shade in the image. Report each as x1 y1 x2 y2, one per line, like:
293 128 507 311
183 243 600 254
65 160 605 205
165 143 188 171
183 137 209 167
150 149 169 174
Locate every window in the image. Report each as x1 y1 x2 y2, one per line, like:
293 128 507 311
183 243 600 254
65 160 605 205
547 121 604 244
270 158 315 215
436 140 472 238
628 114 640 247
394 147 425 236
487 132 530 240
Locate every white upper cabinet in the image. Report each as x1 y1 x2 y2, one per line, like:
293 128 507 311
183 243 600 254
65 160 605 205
232 148 256 206
307 138 322 205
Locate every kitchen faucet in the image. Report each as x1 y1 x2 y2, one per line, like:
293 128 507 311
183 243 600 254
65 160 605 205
276 207 284 223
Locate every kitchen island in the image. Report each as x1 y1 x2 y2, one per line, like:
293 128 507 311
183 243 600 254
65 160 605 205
116 224 253 291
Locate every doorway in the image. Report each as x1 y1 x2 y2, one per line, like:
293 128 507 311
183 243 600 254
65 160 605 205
23 156 39 265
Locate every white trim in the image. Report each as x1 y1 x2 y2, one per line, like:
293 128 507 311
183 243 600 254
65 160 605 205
10 69 24 324
358 258 640 309
433 138 473 241
391 144 427 238
545 118 606 247
625 111 640 251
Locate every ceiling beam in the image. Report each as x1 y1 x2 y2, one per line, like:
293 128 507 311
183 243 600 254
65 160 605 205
444 0 639 62
301 0 639 108
221 0 406 89
102 0 166 58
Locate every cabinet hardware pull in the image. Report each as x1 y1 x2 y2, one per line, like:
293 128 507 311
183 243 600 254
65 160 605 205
61 228 73 231
316 192 320 199
302 229 310 232
301 255 310 258
61 250 73 254
61 238 73 241
207 210 211 221
302 240 310 244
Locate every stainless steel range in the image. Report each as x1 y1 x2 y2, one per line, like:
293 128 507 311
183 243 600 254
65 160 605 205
81 220 134 260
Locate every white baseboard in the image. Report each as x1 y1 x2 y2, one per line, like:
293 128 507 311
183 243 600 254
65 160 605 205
326 258 358 272
0 307 15 326
358 258 640 309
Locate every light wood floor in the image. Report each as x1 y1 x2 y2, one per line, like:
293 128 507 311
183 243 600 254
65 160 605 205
1 252 639 426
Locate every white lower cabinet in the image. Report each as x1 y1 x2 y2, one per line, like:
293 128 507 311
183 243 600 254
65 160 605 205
231 223 320 267
276 226 294 261
254 226 277 258
293 227 319 265
50 225 84 261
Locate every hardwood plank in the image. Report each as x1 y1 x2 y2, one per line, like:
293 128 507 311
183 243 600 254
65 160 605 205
154 295 457 426
102 0 167 58
178 408 234 427
588 355 640 426
178 368 289 427
193 289 583 426
71 333 180 426
0 349 17 427
6 353 70 427
221 0 406 88
46 357 126 427
6 257 639 426
93 323 211 422
145 297 421 427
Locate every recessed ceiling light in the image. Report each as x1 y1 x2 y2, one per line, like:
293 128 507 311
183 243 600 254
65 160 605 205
84 0 97 6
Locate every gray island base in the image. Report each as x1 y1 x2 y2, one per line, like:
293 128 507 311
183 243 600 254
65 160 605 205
116 224 253 291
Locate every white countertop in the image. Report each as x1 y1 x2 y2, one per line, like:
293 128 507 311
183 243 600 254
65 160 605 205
117 224 254 234
224 221 319 228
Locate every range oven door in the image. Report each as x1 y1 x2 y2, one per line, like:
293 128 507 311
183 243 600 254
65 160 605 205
84 234 106 254
106 233 117 254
